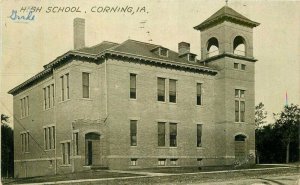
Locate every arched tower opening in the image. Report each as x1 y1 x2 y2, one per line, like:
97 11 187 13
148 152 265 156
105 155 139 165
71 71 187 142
233 36 246 56
207 37 219 57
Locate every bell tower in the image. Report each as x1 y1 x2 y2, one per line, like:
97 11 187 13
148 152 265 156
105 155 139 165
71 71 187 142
194 5 260 165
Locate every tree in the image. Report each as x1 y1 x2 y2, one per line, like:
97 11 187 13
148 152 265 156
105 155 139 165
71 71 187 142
1 114 14 178
274 104 300 163
255 102 267 128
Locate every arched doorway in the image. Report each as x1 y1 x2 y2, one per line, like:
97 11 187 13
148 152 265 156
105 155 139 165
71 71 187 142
234 134 247 159
85 132 100 166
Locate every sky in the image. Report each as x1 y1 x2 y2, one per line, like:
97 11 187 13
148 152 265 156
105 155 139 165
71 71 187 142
1 0 299 127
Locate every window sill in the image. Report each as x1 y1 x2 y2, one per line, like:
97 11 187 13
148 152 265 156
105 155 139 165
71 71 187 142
130 145 138 147
157 101 166 104
60 164 71 167
196 147 204 149
157 146 177 149
58 99 71 104
129 98 137 101
196 105 204 107
169 102 177 104
81 98 92 101
43 107 54 111
44 149 55 151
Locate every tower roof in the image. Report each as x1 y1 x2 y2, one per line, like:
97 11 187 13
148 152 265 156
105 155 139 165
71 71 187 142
194 6 260 31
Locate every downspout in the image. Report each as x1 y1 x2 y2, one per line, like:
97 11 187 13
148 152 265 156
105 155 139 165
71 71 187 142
105 57 108 116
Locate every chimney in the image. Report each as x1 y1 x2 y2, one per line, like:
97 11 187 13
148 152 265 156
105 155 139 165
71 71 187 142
73 18 85 49
178 42 190 55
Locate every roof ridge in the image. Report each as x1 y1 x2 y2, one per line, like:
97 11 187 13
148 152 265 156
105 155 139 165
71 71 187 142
78 41 119 50
126 39 159 47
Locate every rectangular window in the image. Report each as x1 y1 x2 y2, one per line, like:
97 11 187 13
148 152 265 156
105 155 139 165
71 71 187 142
130 159 137 166
52 126 55 149
235 89 246 122
82 72 90 98
169 123 177 147
235 100 239 122
24 97 27 116
159 48 168 57
130 120 137 146
158 122 165 146
158 159 166 166
21 134 24 152
241 64 246 70
130 73 136 99
21 132 29 153
47 86 51 108
48 127 52 149
170 158 178 166
157 78 165 101
169 79 176 103
26 96 29 116
62 143 66 164
62 142 70 165
197 124 202 147
44 128 47 150
43 88 47 109
74 132 79 155
197 83 202 105
67 142 70 164
52 84 55 106
66 73 70 99
234 63 239 69
61 76 64 101
20 99 23 117
240 101 245 122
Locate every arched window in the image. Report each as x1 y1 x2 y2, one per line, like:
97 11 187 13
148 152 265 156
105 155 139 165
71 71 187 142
207 37 219 57
235 134 246 141
233 36 246 56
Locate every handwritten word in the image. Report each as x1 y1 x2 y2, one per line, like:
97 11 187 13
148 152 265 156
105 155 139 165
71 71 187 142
46 7 81 13
91 6 146 15
9 10 35 22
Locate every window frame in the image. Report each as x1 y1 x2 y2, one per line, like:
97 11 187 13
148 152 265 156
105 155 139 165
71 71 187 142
196 83 202 106
157 77 166 102
197 124 202 147
169 123 177 147
130 73 137 99
235 89 246 123
82 72 90 99
130 120 137 146
157 122 166 147
169 79 177 103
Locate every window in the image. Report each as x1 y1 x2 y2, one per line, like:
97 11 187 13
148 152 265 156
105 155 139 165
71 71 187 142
64 73 69 99
21 132 29 153
130 158 137 166
82 72 90 98
20 96 29 118
234 63 239 69
44 84 55 109
196 83 202 105
169 79 176 103
158 159 166 166
189 54 196 62
169 123 177 147
130 120 137 146
61 76 64 101
52 84 55 106
130 73 136 99
159 48 168 57
241 64 246 70
157 78 165 101
235 89 246 122
44 126 55 150
62 142 70 165
158 122 166 146
74 132 79 155
197 124 202 147
170 158 178 166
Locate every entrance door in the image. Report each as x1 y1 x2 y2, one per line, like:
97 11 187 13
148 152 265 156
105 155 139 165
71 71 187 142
87 141 93 165
85 132 100 166
234 135 246 159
